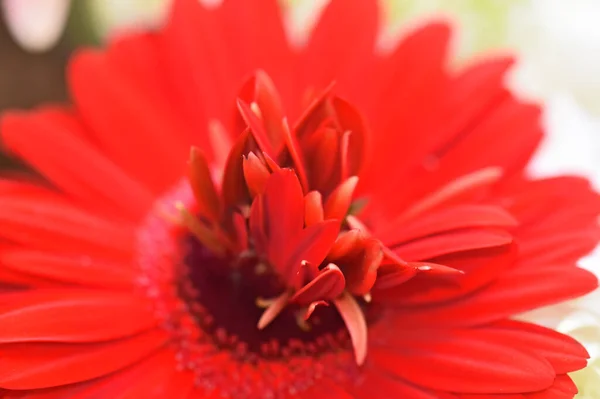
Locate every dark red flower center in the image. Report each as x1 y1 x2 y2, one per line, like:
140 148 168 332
136 180 370 396
180 234 355 358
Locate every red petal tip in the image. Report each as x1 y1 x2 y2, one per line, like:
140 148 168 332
334 291 368 366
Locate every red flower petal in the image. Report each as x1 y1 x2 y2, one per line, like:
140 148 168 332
378 244 516 306
242 151 271 197
0 290 157 343
376 204 517 246
304 191 324 226
0 249 136 290
237 99 276 156
347 369 438 399
323 176 359 220
395 265 598 327
291 263 345 304
393 228 513 260
189 146 221 222
484 320 590 374
282 220 340 287
69 49 190 194
1 110 155 220
370 328 556 394
372 263 418 291
221 130 251 208
0 329 168 389
238 70 286 151
334 291 368 366
0 193 134 256
302 0 378 92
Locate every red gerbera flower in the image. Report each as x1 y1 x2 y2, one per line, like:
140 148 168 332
0 0 599 397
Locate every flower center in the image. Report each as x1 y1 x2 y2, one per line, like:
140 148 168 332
136 182 368 396
180 233 351 358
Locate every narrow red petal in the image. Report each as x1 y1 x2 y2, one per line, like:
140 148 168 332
348 369 438 399
411 261 464 276
376 204 517 246
0 329 168 389
396 167 503 223
0 195 134 256
68 48 191 193
240 70 287 151
248 194 268 256
332 97 368 176
370 328 555 394
189 146 221 222
282 220 340 287
334 291 368 365
1 109 155 220
0 250 136 290
344 238 384 295
242 151 271 197
485 320 590 374
323 176 359 220
221 130 251 208
329 229 362 259
0 290 156 343
395 266 597 327
393 228 513 260
280 118 310 192
262 170 305 267
303 127 340 193
372 264 418 291
302 0 378 90
237 99 276 156
257 290 291 330
292 263 345 304
304 191 324 226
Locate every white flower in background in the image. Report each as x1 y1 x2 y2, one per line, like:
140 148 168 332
507 2 600 397
558 287 600 399
0 0 172 50
381 0 523 58
529 96 600 191
518 94 600 397
508 0 600 115
0 0 71 52
87 0 171 39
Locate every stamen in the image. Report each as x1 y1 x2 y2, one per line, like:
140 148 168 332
254 262 268 274
175 201 226 256
155 202 184 225
295 312 312 331
255 296 276 308
304 300 328 321
257 291 292 330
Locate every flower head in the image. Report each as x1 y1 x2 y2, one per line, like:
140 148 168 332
0 0 599 397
